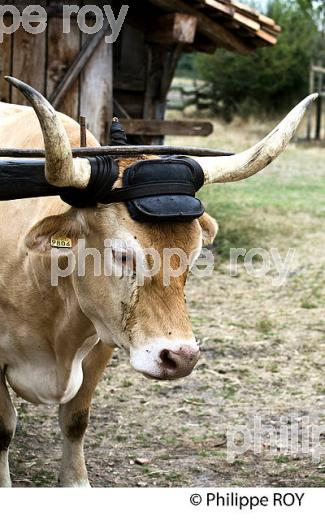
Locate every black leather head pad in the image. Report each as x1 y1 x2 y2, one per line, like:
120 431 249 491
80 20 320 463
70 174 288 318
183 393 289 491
121 156 205 223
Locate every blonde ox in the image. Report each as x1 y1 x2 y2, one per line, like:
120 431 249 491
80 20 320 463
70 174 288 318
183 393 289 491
0 77 316 487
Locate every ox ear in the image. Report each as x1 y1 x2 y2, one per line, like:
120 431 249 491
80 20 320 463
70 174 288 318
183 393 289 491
199 213 219 246
25 210 87 255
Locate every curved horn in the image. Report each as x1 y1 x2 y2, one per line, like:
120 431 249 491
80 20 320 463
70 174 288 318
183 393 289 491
194 94 318 184
5 76 91 188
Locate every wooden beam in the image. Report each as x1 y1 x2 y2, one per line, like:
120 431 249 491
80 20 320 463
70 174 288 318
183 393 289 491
47 16 80 118
188 37 218 54
204 0 234 16
203 0 280 34
11 5 46 105
147 13 198 44
119 119 213 136
312 65 325 75
228 0 258 17
259 14 279 29
0 145 233 158
79 31 113 145
205 0 261 33
256 29 277 45
113 99 131 119
0 17 13 102
233 13 260 32
146 0 253 53
49 22 109 108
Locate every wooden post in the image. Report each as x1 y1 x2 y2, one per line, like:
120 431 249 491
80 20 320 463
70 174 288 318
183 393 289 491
307 64 314 141
315 95 322 141
49 21 109 109
143 43 184 144
79 116 87 147
80 32 113 145
11 0 47 105
47 16 80 119
315 76 323 141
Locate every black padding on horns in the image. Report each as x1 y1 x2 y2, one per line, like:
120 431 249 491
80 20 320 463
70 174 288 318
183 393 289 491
0 155 205 223
107 156 205 222
0 156 119 207
60 156 119 207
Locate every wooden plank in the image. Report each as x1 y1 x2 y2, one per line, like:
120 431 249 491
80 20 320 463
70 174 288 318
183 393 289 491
258 14 278 28
255 29 277 45
146 0 253 53
313 65 325 75
147 13 198 44
11 18 46 105
207 0 279 32
203 0 234 16
0 17 13 102
120 119 213 136
47 17 80 119
233 13 260 32
227 0 258 16
49 22 109 108
205 0 261 33
80 33 113 145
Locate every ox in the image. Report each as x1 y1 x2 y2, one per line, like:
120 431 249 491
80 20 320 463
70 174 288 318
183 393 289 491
0 77 316 486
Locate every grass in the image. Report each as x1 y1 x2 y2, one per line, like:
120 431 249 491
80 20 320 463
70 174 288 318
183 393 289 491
166 112 325 260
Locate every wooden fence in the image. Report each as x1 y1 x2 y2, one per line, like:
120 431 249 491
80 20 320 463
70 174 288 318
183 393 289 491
167 82 213 112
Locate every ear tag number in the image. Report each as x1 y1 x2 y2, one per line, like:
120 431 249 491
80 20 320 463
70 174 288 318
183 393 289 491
50 236 72 249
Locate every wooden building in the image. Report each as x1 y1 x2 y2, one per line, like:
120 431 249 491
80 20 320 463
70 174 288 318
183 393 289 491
0 1 280 144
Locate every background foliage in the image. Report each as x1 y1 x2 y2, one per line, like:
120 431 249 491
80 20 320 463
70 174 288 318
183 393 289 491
177 0 321 120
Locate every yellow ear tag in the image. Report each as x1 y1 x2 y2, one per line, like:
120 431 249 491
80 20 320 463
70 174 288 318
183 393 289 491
50 236 72 249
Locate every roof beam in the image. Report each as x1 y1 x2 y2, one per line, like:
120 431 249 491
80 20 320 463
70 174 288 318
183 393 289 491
147 13 198 44
146 0 253 53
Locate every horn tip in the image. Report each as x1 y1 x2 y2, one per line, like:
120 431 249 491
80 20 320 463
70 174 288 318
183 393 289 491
3 76 44 107
305 92 319 105
4 76 25 91
4 75 15 84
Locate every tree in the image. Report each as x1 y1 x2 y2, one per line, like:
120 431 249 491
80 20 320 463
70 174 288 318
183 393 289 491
295 0 325 60
195 0 318 120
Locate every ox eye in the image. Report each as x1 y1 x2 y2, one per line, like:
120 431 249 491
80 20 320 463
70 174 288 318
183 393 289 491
112 249 136 276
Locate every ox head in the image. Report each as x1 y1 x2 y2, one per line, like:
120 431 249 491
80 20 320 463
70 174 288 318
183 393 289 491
5 77 317 381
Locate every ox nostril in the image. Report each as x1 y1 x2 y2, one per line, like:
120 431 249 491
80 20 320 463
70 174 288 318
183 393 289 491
159 349 178 370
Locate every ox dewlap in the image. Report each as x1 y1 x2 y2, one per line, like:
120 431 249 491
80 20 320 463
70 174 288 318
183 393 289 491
0 156 205 223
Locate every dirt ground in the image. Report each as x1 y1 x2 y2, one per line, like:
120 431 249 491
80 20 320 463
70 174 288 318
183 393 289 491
8 114 325 487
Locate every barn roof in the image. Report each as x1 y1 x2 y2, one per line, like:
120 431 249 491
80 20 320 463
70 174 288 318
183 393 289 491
147 0 281 53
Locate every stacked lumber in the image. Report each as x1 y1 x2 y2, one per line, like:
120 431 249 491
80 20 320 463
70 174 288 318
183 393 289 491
190 0 281 47
148 0 281 53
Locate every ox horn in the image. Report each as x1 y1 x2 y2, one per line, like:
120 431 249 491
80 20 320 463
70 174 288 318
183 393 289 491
193 94 318 184
5 76 91 188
